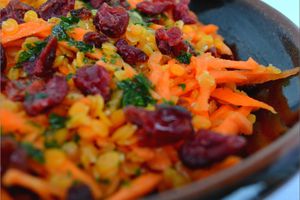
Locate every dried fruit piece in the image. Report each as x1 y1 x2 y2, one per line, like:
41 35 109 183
125 105 193 147
136 0 174 15
83 32 109 48
24 76 69 116
179 130 246 168
0 44 6 72
0 0 34 24
70 8 92 20
38 0 75 20
115 39 148 65
66 183 94 200
155 27 195 57
172 0 196 24
93 3 129 38
74 65 111 101
24 37 57 78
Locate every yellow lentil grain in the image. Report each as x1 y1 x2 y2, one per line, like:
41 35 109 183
24 10 38 22
110 109 125 128
2 18 19 34
7 67 20 80
192 115 211 130
112 123 137 145
45 149 66 170
80 144 98 168
96 151 121 178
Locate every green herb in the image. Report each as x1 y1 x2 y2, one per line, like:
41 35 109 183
121 180 131 187
79 0 94 10
66 73 74 81
176 52 192 64
34 92 48 99
52 16 93 53
72 134 80 143
21 142 45 163
16 41 47 67
178 83 186 91
97 178 111 185
134 168 142 176
128 10 148 26
83 57 89 64
162 99 175 106
49 113 68 130
44 140 60 148
117 74 156 107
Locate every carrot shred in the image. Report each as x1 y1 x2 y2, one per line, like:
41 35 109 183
0 109 35 134
2 169 63 200
68 28 90 41
200 24 219 34
211 88 276 113
108 173 162 200
0 20 53 44
209 70 247 84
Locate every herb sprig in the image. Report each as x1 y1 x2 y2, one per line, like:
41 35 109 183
52 16 93 53
117 74 156 107
16 41 47 67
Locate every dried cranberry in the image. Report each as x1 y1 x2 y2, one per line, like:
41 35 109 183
155 27 195 57
38 0 75 20
0 0 34 24
90 0 129 9
93 3 129 38
0 137 29 175
83 32 108 48
115 39 148 65
172 0 196 24
4 79 45 101
136 0 173 15
24 37 57 78
66 183 94 200
125 105 193 147
70 8 92 20
24 76 69 116
74 65 111 101
0 74 8 91
179 130 246 168
1 44 6 72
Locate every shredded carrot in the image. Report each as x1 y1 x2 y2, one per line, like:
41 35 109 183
132 146 155 161
200 24 219 34
0 20 53 44
108 173 162 200
1 188 13 200
211 88 276 113
147 150 172 171
2 169 63 200
68 28 90 41
3 38 24 47
209 70 247 84
0 109 36 134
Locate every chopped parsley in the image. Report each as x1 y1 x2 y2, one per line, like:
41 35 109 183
117 74 156 107
16 41 47 67
52 16 93 53
128 10 148 26
48 113 68 130
176 52 192 64
34 92 48 99
21 142 45 163
162 99 175 106
178 83 186 90
66 73 74 81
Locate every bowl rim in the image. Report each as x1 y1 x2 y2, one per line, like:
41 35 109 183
145 0 300 199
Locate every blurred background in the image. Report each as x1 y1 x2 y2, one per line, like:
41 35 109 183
251 1 299 199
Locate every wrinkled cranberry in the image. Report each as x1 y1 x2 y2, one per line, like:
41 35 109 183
70 8 92 20
0 137 29 175
179 130 246 168
155 27 195 57
4 79 45 101
136 0 173 15
38 0 75 20
90 0 129 9
24 76 69 116
206 47 234 60
125 105 193 147
1 44 6 72
66 183 94 200
0 74 8 91
115 39 148 65
74 65 111 101
93 3 129 38
24 37 57 78
173 0 196 24
0 0 34 24
83 32 108 48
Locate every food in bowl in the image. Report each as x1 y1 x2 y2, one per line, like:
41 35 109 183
0 0 299 199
